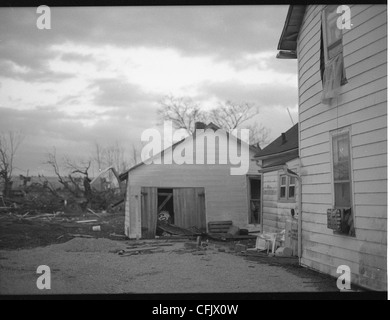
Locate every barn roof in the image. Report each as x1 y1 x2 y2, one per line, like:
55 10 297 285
119 123 260 181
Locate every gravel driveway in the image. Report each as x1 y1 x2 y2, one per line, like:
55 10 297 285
0 238 339 295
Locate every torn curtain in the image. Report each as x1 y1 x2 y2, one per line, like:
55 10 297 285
320 21 348 105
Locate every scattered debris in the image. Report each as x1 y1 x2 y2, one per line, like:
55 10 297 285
157 222 200 237
87 208 101 218
235 244 247 253
227 225 240 236
76 220 98 224
118 245 166 257
109 233 127 239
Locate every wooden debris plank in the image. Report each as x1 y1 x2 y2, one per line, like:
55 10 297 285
87 208 101 218
122 246 160 253
76 219 98 224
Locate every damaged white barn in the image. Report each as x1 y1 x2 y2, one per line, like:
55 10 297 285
119 123 263 239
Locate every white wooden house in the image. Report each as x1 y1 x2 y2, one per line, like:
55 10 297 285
253 124 300 234
119 123 262 239
277 5 387 290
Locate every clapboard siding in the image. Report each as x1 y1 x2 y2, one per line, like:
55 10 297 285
300 88 386 123
297 4 387 290
301 100 387 133
261 169 299 233
354 166 387 182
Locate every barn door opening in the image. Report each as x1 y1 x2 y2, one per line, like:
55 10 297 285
141 187 206 239
173 187 206 231
157 188 174 223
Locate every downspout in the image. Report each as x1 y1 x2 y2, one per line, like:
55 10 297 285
297 160 303 264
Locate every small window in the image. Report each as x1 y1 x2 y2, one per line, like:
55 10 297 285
289 176 296 198
279 174 296 201
280 176 287 199
248 177 261 225
331 130 355 236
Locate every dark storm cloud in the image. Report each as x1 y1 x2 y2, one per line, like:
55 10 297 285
0 6 288 71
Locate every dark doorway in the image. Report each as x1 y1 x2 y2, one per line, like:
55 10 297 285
157 188 174 224
141 187 206 239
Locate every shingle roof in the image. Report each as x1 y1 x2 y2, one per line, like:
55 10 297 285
254 123 298 158
261 150 299 168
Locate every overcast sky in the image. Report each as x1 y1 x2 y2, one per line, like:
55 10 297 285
0 5 298 176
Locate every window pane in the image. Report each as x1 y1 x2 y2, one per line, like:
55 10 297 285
333 134 350 181
325 6 342 47
280 186 286 198
289 176 295 185
281 176 286 186
335 182 351 207
289 186 295 199
250 179 261 200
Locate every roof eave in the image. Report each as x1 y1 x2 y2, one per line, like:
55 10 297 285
254 147 299 160
277 5 306 59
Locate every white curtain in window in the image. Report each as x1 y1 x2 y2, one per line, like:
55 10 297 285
321 52 345 105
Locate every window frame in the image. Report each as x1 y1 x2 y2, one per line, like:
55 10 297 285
321 5 343 64
330 127 355 237
279 174 296 203
247 175 262 226
320 5 348 95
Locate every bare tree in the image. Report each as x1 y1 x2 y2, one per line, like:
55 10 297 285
157 95 270 146
245 123 271 148
209 101 258 130
45 148 92 200
157 95 206 134
91 141 144 175
128 142 147 167
0 131 24 197
93 142 104 173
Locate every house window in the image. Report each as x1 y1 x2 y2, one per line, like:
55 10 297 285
331 130 355 236
248 177 261 225
280 176 287 199
279 174 296 201
322 5 343 63
289 176 296 198
321 5 348 104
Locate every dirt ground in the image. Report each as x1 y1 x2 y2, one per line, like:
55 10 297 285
0 211 126 250
0 211 341 295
